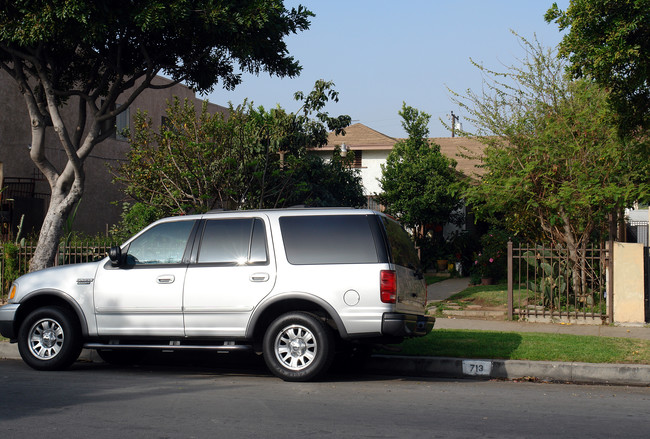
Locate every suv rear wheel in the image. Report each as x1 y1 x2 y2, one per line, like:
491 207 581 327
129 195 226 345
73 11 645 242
17 306 82 371
263 312 334 382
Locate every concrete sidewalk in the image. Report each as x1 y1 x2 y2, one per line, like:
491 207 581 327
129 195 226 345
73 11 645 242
427 276 471 301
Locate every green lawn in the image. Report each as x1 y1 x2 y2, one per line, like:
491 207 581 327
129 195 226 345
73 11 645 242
388 329 650 365
444 283 510 307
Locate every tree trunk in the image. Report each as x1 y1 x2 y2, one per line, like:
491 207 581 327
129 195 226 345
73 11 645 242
29 177 84 271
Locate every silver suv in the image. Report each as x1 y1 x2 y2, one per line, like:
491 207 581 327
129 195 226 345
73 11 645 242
0 208 433 381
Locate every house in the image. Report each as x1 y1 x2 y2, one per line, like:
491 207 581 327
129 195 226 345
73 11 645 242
0 72 228 236
310 122 487 235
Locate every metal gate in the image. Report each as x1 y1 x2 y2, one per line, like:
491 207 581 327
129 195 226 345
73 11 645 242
507 241 609 323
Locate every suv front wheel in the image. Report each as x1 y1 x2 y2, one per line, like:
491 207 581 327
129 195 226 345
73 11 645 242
263 312 334 382
17 306 82 371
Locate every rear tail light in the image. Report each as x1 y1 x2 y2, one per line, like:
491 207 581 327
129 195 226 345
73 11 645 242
380 270 397 303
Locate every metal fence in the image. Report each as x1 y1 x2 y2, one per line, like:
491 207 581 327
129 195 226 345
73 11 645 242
507 241 611 323
0 241 115 301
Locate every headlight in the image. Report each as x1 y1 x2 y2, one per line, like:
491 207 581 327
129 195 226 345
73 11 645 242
8 284 16 300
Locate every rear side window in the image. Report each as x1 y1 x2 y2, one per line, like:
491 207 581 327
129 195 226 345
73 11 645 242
198 218 268 265
280 215 379 265
381 217 421 270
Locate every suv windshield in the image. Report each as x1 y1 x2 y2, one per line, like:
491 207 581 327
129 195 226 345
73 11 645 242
381 217 421 270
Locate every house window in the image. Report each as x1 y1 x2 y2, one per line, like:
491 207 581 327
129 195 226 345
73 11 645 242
100 100 129 141
115 104 130 141
351 150 362 168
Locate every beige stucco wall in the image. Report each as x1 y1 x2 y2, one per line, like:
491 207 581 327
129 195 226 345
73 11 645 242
311 148 389 196
613 242 646 324
358 150 389 196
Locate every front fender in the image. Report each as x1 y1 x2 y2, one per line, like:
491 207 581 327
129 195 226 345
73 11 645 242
14 289 91 338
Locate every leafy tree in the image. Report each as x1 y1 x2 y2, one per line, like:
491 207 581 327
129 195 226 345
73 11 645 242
546 0 650 134
110 202 165 242
114 82 363 215
0 0 312 271
450 35 648 298
378 103 462 247
265 152 366 209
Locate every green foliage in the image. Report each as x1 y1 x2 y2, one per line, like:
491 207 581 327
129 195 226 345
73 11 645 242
450 34 648 247
2 241 22 293
472 228 509 280
263 153 366 209
378 103 462 232
115 81 363 214
110 202 165 242
546 0 650 134
521 245 603 311
523 247 569 307
0 0 315 270
0 0 313 93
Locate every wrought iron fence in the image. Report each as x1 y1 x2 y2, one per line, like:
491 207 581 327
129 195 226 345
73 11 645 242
1 241 115 301
507 241 611 323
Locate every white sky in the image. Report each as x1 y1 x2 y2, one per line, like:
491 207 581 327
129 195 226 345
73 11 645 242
203 0 571 138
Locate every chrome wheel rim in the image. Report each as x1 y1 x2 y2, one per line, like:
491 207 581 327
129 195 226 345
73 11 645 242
28 318 64 360
274 324 317 371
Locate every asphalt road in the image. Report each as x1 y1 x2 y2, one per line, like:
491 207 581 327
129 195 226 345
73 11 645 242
1 355 649 438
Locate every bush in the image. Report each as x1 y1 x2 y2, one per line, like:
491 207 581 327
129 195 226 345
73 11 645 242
109 202 165 242
472 228 510 281
2 241 21 294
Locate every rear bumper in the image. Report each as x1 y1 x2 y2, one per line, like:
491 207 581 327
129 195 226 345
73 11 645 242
381 312 434 338
0 304 19 340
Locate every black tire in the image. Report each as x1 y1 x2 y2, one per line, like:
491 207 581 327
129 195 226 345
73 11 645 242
17 306 82 371
263 312 334 382
96 349 145 366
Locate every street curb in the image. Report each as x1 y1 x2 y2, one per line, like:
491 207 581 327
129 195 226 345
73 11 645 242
2 342 648 386
365 355 650 386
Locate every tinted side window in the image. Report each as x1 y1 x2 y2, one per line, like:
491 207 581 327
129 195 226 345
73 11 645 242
280 215 379 265
127 220 195 265
198 218 268 265
381 217 421 270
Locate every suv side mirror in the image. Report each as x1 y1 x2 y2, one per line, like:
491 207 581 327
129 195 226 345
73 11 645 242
108 246 124 267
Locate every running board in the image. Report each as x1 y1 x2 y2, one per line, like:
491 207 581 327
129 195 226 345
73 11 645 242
85 343 252 352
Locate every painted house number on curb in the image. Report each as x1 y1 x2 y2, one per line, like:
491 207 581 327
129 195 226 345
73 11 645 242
462 360 492 376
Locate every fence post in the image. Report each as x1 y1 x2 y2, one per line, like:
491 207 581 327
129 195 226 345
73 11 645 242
507 240 513 320
608 212 616 323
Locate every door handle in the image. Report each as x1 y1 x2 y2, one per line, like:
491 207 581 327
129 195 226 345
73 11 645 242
250 272 270 282
156 275 175 284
